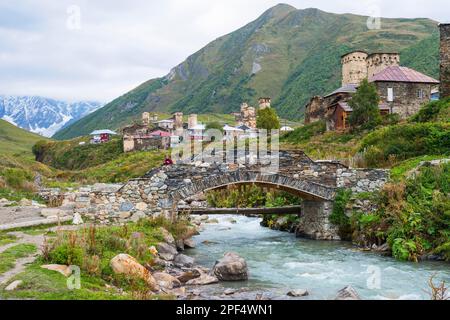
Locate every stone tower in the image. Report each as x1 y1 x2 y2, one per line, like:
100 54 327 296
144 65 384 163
440 23 450 98
142 112 150 126
366 53 400 79
240 103 256 128
258 97 271 109
341 51 368 86
173 112 183 130
188 114 198 129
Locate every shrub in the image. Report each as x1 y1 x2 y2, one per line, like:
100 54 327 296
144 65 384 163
281 120 326 144
329 189 353 239
360 123 450 167
410 98 450 123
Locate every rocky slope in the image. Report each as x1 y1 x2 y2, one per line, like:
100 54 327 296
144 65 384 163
54 4 439 140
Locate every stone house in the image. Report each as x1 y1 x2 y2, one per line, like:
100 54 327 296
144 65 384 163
122 123 170 153
370 66 439 118
305 49 440 131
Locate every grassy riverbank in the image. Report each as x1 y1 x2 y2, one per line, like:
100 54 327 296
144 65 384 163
0 217 194 300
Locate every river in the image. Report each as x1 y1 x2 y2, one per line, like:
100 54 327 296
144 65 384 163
186 215 450 300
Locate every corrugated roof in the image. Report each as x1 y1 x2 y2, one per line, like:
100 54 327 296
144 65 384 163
370 66 439 84
150 130 171 137
325 83 358 98
90 130 117 135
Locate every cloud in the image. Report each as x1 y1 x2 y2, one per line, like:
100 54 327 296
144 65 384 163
0 0 447 103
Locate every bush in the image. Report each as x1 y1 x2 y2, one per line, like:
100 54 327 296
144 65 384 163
0 168 34 190
281 121 326 144
360 123 450 167
329 189 353 239
353 162 450 262
410 98 450 123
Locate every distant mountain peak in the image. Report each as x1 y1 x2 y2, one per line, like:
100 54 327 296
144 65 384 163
0 95 103 137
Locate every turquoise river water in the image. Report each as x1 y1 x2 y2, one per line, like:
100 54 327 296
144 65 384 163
186 215 450 300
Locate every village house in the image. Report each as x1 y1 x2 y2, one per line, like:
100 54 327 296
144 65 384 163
89 130 117 144
305 50 440 131
122 123 170 153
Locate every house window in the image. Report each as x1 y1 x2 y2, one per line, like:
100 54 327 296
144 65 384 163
387 88 394 102
417 89 425 99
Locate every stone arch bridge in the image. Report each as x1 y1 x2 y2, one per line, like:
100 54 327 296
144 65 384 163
87 151 388 240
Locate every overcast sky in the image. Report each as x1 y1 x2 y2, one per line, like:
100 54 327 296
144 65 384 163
0 0 448 103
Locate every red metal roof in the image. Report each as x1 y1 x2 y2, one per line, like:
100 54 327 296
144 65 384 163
150 130 171 137
370 66 439 84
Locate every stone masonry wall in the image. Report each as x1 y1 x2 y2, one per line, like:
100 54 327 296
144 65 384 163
337 168 389 194
441 24 450 98
376 82 434 119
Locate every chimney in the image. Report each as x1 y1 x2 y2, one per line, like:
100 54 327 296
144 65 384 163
188 114 198 129
258 97 271 109
440 23 450 98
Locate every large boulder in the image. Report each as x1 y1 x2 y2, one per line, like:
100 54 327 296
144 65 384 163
174 254 195 268
335 286 361 300
212 252 248 281
183 238 196 249
178 269 202 284
110 254 159 292
186 270 219 286
157 242 178 261
158 227 176 246
153 272 181 289
287 289 309 297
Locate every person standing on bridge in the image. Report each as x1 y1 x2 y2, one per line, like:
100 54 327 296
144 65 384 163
164 155 174 166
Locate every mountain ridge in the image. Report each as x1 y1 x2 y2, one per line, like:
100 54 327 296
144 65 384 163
54 5 440 140
0 95 103 137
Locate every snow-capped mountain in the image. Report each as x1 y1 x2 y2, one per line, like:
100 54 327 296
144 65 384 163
0 96 103 137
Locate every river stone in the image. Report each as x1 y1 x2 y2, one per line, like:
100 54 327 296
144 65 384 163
287 289 309 297
159 227 175 246
41 264 72 277
186 272 219 286
177 269 201 283
153 272 181 289
213 252 248 281
183 238 196 249
157 242 178 261
110 254 159 292
176 239 185 251
5 280 23 291
335 286 361 300
174 254 195 268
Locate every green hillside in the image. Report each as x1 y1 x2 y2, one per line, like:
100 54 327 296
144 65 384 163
0 119 48 157
54 4 439 140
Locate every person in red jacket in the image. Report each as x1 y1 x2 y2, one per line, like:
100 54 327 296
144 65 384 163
164 155 174 166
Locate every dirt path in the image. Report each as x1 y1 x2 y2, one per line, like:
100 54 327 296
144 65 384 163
0 232 45 285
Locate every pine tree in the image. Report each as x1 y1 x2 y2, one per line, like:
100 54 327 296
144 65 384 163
348 79 382 130
256 108 281 130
